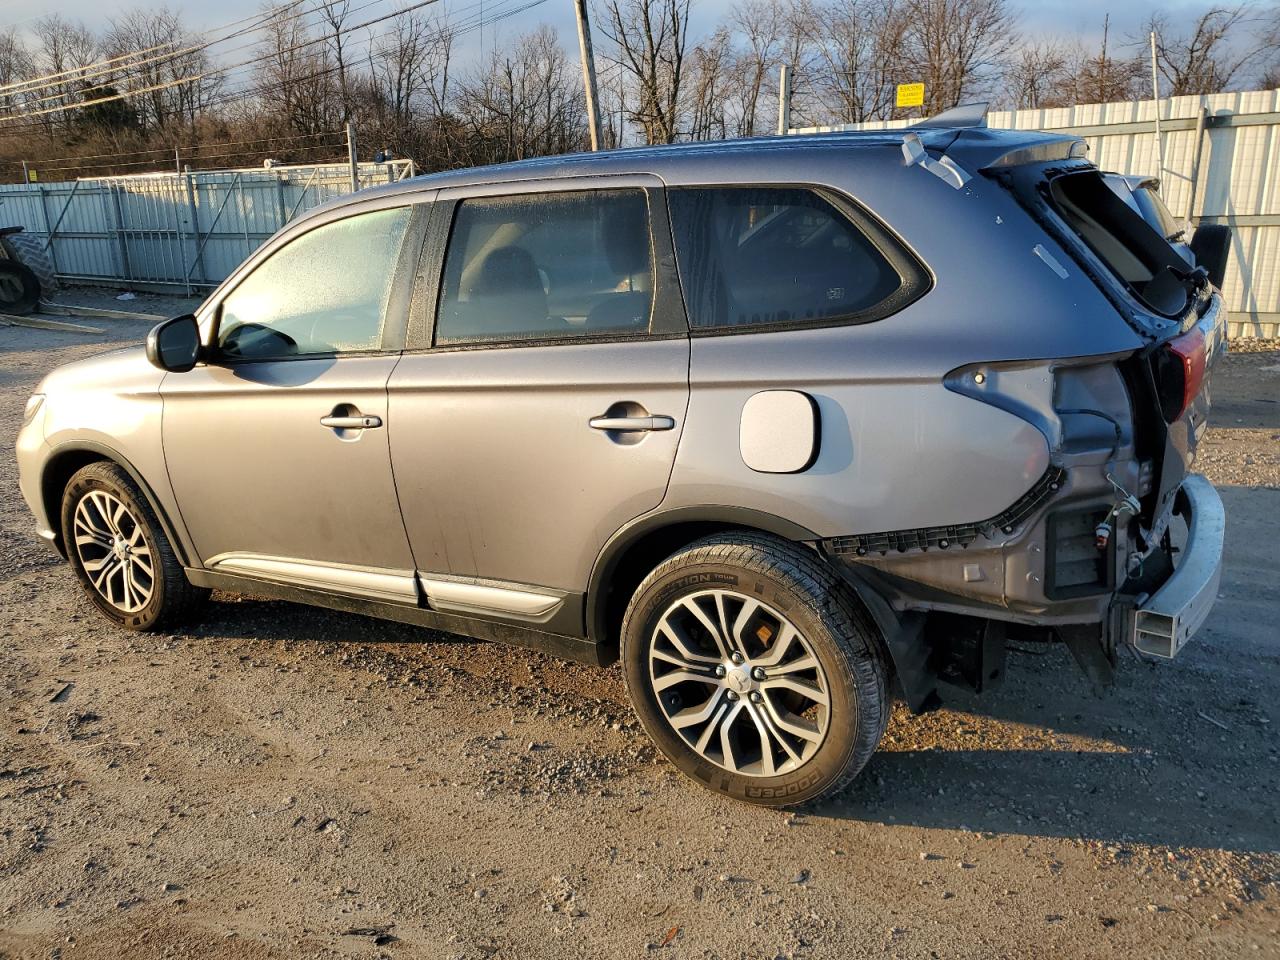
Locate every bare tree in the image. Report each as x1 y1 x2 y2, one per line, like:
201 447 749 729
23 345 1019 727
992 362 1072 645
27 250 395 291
0 29 32 117
900 0 1017 114
1005 40 1069 109
685 27 731 140
596 0 690 144
1067 15 1146 105
420 13 456 118
104 7 222 134
31 14 100 134
807 0 907 123
365 10 430 136
1143 6 1268 96
727 0 785 135
316 0 353 123
253 2 338 135
455 26 587 164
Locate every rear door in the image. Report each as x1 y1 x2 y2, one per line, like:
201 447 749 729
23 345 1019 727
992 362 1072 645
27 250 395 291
387 177 689 625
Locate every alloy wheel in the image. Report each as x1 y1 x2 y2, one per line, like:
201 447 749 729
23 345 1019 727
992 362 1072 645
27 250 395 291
647 589 831 777
72 490 155 613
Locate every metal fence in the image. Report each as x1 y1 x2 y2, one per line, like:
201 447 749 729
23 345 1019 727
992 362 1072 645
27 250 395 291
793 88 1280 340
0 159 415 294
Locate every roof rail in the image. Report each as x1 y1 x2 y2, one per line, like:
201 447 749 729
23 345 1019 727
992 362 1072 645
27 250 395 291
911 102 989 130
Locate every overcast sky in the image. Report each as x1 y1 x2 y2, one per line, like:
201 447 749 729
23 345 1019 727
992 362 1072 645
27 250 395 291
0 0 1235 61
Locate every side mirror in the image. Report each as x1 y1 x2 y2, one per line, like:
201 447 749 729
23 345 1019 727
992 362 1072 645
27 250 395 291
145 314 202 372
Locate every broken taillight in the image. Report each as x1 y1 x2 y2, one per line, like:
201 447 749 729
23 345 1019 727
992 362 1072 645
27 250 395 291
1156 326 1207 423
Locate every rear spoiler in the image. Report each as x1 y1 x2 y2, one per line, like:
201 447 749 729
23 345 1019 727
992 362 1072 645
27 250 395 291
912 125 1089 172
899 104 1089 188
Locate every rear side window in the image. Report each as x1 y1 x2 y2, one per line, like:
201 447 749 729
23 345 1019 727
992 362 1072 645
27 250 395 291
667 187 915 331
435 189 653 345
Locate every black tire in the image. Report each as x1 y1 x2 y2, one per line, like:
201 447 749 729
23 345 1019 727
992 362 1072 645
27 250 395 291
621 532 889 807
1 231 58 295
60 461 209 631
0 260 40 315
1190 223 1231 290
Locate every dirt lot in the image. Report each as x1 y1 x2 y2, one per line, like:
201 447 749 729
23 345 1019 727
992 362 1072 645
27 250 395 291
1 293 1277 959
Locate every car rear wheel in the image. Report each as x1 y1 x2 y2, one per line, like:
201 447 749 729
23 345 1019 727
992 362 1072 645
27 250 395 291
61 461 208 631
621 532 889 807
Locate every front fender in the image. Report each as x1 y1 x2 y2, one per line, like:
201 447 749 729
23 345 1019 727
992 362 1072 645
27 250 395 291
38 438 196 568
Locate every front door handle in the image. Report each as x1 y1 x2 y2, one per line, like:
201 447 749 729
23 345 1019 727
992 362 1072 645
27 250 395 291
320 414 382 430
589 414 675 432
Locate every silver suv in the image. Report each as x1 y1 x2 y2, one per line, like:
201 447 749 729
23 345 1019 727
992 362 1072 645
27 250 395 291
16 119 1227 806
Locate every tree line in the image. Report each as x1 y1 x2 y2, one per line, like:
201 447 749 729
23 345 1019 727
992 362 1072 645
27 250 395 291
0 0 1277 181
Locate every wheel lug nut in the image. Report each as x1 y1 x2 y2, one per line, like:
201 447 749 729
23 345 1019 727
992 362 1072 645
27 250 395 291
730 652 744 664
726 690 740 702
751 667 766 681
714 664 727 678
749 691 763 704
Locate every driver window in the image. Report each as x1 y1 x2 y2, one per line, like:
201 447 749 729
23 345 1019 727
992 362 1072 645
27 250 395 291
217 206 412 359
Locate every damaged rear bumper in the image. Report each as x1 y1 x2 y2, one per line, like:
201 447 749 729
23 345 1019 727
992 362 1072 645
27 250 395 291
1128 474 1225 658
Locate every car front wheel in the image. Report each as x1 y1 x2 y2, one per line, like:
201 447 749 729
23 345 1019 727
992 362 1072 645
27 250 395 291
61 461 208 631
621 532 889 807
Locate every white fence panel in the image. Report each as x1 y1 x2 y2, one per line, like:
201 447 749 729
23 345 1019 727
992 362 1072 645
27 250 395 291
0 160 413 293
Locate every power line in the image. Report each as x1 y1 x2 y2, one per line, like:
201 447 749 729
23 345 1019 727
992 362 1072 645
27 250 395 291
0 0 547 149
197 0 545 115
2 0 545 135
10 0 382 109
37 139 349 176
0 0 312 98
2 0 447 124
15 0 406 112
35 128 340 165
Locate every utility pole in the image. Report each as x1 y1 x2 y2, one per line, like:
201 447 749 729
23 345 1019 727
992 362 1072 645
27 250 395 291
776 64 792 135
1150 31 1165 183
174 146 182 175
346 122 359 192
572 0 604 151
20 160 29 184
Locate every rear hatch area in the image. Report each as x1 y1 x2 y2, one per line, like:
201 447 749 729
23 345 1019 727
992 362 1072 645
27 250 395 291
992 158 1227 553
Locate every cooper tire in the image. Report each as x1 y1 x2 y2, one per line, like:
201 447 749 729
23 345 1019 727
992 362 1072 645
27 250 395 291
60 461 209 631
621 532 889 807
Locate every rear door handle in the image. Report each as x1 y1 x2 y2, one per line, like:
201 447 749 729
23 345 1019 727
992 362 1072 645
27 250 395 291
320 414 382 429
589 415 675 432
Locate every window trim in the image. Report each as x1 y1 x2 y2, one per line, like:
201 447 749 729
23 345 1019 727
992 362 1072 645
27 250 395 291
404 179 689 354
204 201 427 365
666 183 932 338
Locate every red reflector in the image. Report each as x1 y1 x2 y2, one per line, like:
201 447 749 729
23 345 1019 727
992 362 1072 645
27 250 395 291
1166 326 1207 421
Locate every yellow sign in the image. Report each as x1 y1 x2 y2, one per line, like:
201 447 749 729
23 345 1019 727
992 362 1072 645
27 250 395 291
896 83 925 109
27 170 37 182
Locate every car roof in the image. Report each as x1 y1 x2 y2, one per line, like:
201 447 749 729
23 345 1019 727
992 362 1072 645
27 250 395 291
306 126 1084 218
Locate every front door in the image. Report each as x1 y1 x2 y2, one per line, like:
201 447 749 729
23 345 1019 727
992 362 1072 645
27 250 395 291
162 203 424 602
387 181 689 622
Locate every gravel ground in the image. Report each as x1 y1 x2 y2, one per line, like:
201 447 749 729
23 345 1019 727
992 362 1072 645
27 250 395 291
1 292 1277 959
